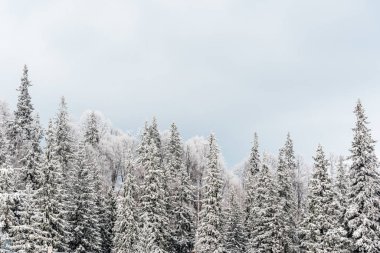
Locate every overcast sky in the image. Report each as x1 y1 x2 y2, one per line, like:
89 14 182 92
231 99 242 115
0 0 379 167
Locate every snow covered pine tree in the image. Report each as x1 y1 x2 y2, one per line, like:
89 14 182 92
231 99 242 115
195 134 225 253
244 133 260 251
344 100 380 252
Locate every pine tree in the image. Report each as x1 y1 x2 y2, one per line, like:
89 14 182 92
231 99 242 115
165 123 195 253
37 120 68 252
276 134 297 252
344 101 380 252
136 122 150 185
244 133 260 248
224 186 245 253
90 149 114 253
113 166 139 253
70 142 101 253
84 111 100 147
84 112 115 252
334 155 350 252
7 65 43 188
149 117 161 151
55 97 76 177
138 119 169 253
6 66 47 252
248 163 280 252
195 134 225 253
9 117 45 252
54 97 77 251
300 145 346 252
7 65 35 167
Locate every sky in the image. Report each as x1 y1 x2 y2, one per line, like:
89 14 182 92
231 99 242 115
0 0 380 167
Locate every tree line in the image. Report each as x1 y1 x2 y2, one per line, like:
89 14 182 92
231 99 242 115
0 66 379 253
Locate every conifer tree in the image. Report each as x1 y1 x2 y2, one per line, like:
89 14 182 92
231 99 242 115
53 97 77 250
7 65 35 167
344 101 380 252
165 123 195 253
334 155 350 252
84 113 115 252
149 117 162 151
8 118 44 252
224 186 245 253
84 111 100 147
138 119 169 253
55 97 76 176
244 133 260 247
90 149 114 253
136 122 150 185
37 120 68 252
70 142 101 253
195 134 225 253
248 163 279 252
113 166 139 253
6 65 44 189
6 66 47 252
276 134 297 252
138 122 150 158
300 145 346 252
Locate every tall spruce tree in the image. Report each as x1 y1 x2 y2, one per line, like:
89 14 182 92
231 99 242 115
334 154 350 251
70 142 101 253
113 165 139 253
55 97 76 177
7 65 35 167
244 133 260 248
54 97 76 251
248 163 280 252
84 112 116 253
91 150 113 253
194 134 225 253
37 120 68 251
138 119 169 253
224 186 246 253
165 123 195 253
344 101 380 252
276 134 297 252
6 66 47 252
149 117 161 151
6 66 43 189
84 111 100 147
300 145 346 252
